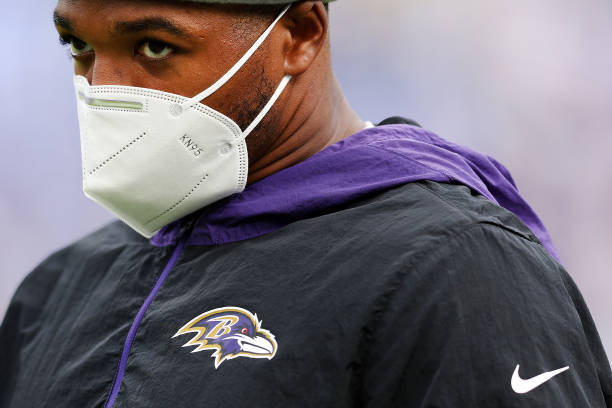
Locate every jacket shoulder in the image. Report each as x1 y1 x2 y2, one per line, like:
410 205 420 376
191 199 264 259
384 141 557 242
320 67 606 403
3 220 146 325
336 180 543 257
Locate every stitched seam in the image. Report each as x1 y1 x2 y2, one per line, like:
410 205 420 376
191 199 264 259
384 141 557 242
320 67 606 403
414 182 474 223
366 128 438 145
353 222 538 406
103 242 185 408
355 221 544 407
88 132 146 175
144 173 209 226
100 246 160 407
388 222 549 402
418 183 536 242
363 144 455 182
351 223 484 406
237 141 247 190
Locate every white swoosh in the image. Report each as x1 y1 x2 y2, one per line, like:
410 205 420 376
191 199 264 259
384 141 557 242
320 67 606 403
511 364 569 394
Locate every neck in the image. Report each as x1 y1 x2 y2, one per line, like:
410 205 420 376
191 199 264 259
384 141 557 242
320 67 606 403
247 72 365 185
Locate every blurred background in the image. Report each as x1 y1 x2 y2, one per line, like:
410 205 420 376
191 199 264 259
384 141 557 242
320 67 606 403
1 0 610 361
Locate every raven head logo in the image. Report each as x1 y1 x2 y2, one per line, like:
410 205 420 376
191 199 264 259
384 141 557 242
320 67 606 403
172 307 277 369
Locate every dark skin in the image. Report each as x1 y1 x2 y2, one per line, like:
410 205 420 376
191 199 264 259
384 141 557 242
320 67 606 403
54 0 365 184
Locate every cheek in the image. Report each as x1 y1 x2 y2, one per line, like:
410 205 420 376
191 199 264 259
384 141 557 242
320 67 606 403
134 56 218 97
73 56 93 78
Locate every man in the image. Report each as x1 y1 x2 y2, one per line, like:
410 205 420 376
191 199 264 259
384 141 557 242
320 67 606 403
1 0 610 406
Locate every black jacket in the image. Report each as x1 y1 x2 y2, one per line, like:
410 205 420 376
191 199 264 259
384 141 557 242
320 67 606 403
2 180 611 407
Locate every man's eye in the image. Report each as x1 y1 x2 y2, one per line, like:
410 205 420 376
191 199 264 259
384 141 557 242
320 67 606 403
60 36 93 57
69 37 93 57
138 40 174 60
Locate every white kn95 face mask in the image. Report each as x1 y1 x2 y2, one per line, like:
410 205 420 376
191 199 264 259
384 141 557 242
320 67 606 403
73 6 291 238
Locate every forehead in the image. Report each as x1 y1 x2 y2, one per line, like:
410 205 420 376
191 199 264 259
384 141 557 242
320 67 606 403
56 0 212 19
54 0 258 37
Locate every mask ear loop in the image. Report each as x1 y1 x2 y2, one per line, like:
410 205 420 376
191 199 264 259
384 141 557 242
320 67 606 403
241 74 292 139
181 4 291 110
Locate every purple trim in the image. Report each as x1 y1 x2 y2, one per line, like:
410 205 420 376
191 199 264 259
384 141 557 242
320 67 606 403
104 238 186 408
150 125 560 262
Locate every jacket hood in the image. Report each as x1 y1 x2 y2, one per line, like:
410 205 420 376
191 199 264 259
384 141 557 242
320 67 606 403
151 124 560 262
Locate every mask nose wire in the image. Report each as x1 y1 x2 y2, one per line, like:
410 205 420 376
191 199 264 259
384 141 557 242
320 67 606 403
182 4 291 110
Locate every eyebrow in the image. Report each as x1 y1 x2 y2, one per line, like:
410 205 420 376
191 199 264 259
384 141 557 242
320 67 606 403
53 10 73 31
114 17 190 38
53 11 190 39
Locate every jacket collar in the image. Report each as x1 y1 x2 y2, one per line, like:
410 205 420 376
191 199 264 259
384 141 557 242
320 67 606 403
150 124 559 262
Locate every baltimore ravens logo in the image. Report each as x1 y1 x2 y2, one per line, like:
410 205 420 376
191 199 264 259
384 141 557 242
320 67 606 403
173 307 278 369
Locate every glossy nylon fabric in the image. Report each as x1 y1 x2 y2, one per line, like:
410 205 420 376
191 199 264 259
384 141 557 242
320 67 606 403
3 120 612 407
152 124 561 262
2 180 611 407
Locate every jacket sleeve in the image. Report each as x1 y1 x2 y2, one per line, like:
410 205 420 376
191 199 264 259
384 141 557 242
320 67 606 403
359 223 612 407
0 248 68 406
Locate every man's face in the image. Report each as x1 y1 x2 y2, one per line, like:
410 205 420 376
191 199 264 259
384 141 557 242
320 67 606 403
54 0 285 159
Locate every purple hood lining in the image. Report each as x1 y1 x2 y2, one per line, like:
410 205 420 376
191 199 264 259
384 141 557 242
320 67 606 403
151 125 560 262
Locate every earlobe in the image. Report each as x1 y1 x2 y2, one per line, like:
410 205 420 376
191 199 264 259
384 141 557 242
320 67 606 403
282 2 328 76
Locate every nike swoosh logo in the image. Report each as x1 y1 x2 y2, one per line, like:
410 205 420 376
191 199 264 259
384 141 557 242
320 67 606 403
511 364 569 394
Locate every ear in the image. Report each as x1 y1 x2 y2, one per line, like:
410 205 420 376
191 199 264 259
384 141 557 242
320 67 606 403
281 2 328 76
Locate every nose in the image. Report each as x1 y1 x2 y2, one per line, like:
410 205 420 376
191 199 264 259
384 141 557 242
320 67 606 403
89 55 131 86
